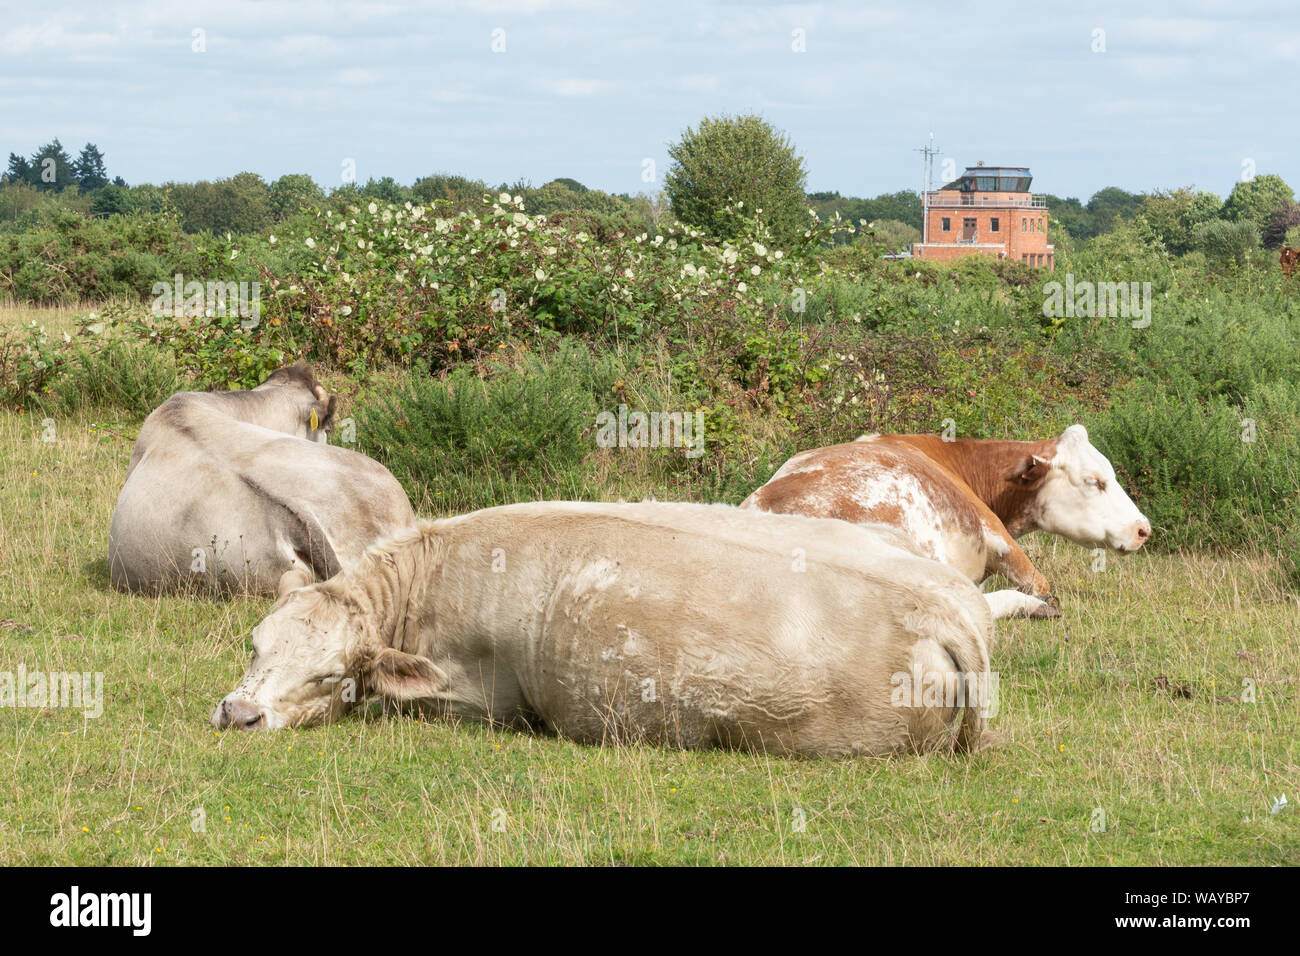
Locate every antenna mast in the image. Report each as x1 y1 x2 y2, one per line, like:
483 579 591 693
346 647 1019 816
914 133 940 245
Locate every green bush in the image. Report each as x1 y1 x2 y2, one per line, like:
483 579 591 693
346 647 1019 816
1091 377 1300 585
1191 219 1260 270
352 343 624 512
41 337 181 417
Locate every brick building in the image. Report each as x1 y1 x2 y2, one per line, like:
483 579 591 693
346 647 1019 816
911 164 1053 269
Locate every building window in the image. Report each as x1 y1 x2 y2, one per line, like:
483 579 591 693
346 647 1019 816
990 218 999 232
1022 218 1026 232
941 217 951 232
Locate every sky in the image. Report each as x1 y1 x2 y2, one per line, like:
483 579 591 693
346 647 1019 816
2 0 1297 201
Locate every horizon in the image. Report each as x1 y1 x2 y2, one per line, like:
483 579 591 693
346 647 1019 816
2 1 1297 202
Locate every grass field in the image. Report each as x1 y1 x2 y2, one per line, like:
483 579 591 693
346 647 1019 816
0 306 1297 865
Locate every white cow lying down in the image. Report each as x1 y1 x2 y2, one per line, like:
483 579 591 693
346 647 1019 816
213 501 996 757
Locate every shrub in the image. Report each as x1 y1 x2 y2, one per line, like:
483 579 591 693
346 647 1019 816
41 336 181 417
1191 219 1260 270
1091 377 1300 585
352 342 624 512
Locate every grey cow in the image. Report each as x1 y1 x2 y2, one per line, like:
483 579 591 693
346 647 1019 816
108 364 415 595
213 501 995 757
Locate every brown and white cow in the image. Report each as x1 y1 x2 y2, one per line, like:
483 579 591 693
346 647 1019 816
1281 247 1299 278
741 425 1151 619
213 501 995 758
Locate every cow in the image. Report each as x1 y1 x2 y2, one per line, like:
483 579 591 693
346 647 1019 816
1281 247 1299 277
109 363 416 596
740 424 1151 620
212 501 996 758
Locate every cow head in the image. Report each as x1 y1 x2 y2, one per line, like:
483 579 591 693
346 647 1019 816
1009 424 1151 553
211 586 444 730
257 363 336 443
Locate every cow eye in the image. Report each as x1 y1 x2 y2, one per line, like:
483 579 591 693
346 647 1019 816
1086 476 1107 491
310 672 343 686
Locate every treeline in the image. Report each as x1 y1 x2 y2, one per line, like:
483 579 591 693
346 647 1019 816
4 134 1298 268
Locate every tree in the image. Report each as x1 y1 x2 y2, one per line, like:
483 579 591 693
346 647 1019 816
359 176 410 204
1262 199 1300 249
5 153 32 184
860 190 922 231
269 173 323 220
665 114 808 245
864 219 920 254
627 190 671 229
1137 187 1222 255
72 143 109 190
1085 187 1143 234
412 174 487 207
1222 174 1294 231
1037 194 1095 240
30 139 76 191
520 179 629 218
90 183 131 217
168 172 272 234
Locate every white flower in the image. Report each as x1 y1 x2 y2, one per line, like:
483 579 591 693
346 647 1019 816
535 268 546 280
305 237 316 248
750 265 761 275
499 192 511 204
368 202 378 214
269 235 277 245
624 268 634 279
774 250 783 259
737 281 747 292
753 242 767 256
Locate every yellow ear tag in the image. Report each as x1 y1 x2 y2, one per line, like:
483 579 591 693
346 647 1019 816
310 408 319 431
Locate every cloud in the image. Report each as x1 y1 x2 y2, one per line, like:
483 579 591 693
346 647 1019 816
0 20 116 55
337 67 382 85
545 77 607 96
677 74 720 93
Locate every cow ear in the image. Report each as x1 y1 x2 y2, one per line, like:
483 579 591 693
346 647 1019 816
1004 454 1051 487
276 568 313 596
365 647 446 701
309 395 337 436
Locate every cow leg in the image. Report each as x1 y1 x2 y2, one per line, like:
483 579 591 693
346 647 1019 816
985 589 1060 620
980 523 1052 598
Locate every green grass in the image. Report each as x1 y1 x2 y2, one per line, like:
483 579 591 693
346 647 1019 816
0 308 1297 865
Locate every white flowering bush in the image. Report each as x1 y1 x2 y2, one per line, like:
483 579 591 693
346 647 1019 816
251 194 853 371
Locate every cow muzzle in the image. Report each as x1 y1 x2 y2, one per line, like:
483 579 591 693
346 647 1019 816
213 697 266 731
1115 519 1152 553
